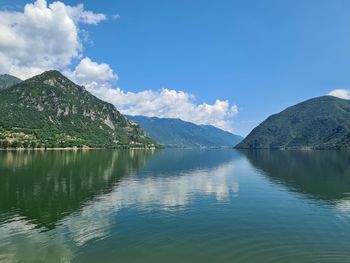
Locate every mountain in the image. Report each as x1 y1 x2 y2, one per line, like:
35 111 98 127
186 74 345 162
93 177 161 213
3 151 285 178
128 115 243 147
236 96 350 149
0 74 22 90
0 70 155 148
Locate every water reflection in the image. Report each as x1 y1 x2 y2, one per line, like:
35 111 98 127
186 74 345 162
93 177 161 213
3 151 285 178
63 150 240 246
0 149 156 229
0 149 241 262
241 150 350 204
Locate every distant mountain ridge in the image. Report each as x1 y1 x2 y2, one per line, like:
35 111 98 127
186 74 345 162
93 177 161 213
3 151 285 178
0 74 22 90
236 96 350 149
128 115 243 147
0 70 155 148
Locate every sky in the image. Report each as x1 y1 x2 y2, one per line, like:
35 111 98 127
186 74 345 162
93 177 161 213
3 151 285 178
1 0 350 136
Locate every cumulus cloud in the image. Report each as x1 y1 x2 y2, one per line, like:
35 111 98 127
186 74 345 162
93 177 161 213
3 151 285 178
0 0 106 79
328 89 350 100
66 57 118 85
67 58 238 131
0 0 239 131
66 57 238 131
86 84 238 131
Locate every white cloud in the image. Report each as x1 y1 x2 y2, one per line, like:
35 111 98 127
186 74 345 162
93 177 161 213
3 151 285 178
65 4 107 25
66 57 238 131
328 89 350 100
67 58 239 130
0 0 106 79
66 57 117 85
86 84 238 131
0 0 239 131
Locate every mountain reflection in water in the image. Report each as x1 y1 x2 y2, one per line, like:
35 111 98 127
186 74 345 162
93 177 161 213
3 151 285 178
2 149 350 263
241 150 350 211
0 149 241 263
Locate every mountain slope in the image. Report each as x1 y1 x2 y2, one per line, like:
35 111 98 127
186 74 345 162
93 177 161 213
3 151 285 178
128 115 243 147
0 74 22 90
0 70 155 148
236 96 350 149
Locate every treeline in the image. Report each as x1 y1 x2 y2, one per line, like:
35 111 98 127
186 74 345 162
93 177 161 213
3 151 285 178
0 138 155 149
0 131 90 148
0 139 89 149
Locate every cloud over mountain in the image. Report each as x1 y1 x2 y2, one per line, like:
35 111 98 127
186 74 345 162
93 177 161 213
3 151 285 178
328 89 350 100
66 57 118 85
87 84 238 131
0 0 106 79
0 0 238 131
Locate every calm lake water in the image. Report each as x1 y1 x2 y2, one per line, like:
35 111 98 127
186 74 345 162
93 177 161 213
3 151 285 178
0 149 350 263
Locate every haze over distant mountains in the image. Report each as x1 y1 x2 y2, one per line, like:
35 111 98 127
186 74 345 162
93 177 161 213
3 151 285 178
236 96 350 150
128 115 243 148
0 74 22 90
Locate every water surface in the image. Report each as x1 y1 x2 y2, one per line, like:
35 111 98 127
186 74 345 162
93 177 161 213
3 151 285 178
0 149 350 263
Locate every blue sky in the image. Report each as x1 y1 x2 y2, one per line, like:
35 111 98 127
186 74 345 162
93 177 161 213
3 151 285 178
1 0 350 135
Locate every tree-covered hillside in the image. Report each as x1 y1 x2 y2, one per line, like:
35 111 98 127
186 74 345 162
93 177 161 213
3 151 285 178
128 115 243 148
0 70 155 148
236 96 350 149
0 74 22 90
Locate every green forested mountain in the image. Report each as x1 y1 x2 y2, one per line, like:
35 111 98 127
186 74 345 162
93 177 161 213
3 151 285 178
0 74 22 90
128 115 243 147
236 96 350 149
0 70 155 148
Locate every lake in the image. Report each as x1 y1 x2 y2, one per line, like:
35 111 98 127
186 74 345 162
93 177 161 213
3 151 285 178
0 149 350 263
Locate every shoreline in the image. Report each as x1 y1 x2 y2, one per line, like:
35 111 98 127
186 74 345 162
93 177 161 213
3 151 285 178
0 146 157 151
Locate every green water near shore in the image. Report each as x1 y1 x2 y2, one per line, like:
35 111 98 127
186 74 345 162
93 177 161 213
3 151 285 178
0 149 349 263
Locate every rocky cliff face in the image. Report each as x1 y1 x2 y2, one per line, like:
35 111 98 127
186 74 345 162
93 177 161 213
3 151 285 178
0 70 155 148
